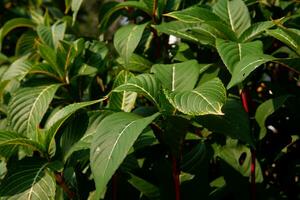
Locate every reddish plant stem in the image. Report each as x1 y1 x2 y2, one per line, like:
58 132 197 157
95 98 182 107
55 172 75 199
172 156 181 200
240 88 256 200
112 174 117 200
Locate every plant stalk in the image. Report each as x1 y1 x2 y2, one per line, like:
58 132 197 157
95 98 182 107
172 156 181 200
239 88 256 200
54 172 75 199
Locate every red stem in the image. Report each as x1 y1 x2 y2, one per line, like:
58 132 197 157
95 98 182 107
112 174 117 200
240 88 256 200
54 172 75 199
172 156 180 200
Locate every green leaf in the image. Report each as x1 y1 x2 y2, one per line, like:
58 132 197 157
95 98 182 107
0 159 56 199
216 38 263 73
38 44 64 77
8 84 61 140
1 55 33 82
213 0 251 37
197 99 253 146
128 174 160 200
51 22 67 48
239 21 274 42
109 70 137 112
63 111 112 162
266 28 300 55
37 25 54 48
71 0 84 25
214 139 263 183
99 1 150 30
0 18 35 50
117 53 152 72
45 98 106 156
16 31 37 55
90 112 160 199
227 54 275 88
151 60 201 92
114 23 147 63
154 21 201 43
114 74 160 107
164 6 221 23
255 95 290 139
165 78 226 115
0 131 45 157
37 22 66 49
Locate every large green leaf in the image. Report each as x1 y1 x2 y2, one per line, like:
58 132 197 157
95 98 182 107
1 55 33 82
214 139 263 183
0 159 56 199
155 21 236 45
99 1 150 30
8 84 60 140
238 21 274 42
109 70 137 112
227 54 275 88
114 74 160 107
71 0 84 25
45 98 106 156
90 112 160 199
63 111 112 162
164 6 221 23
0 18 35 50
38 44 64 78
154 21 201 43
266 28 300 55
0 131 45 157
37 22 66 49
117 53 152 72
16 31 37 55
114 23 147 63
197 99 253 146
165 78 226 115
213 0 251 37
255 95 290 139
151 60 201 92
128 174 160 200
216 38 263 73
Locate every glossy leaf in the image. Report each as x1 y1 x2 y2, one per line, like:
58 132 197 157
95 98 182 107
0 131 45 157
45 98 106 156
117 53 152 72
8 84 60 140
239 21 274 42
0 18 35 50
99 1 150 30
165 78 226 115
227 54 275 88
214 139 263 183
266 28 300 55
164 6 221 23
109 70 137 112
216 38 263 73
114 23 147 63
64 111 112 162
1 55 33 82
255 95 290 139
197 99 253 146
114 74 160 106
151 60 201 92
71 0 84 25
128 174 160 200
91 112 160 199
0 159 56 199
213 0 251 36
